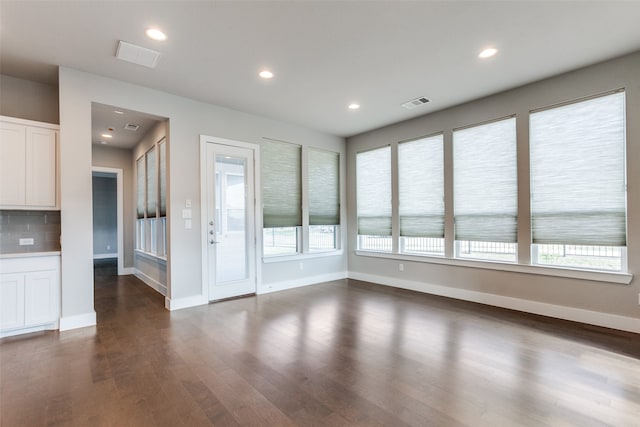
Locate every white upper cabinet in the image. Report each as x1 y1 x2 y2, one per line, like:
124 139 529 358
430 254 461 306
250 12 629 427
0 116 58 209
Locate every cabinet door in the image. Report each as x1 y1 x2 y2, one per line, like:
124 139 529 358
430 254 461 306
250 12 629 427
0 122 27 206
0 274 26 330
24 270 58 326
26 127 57 207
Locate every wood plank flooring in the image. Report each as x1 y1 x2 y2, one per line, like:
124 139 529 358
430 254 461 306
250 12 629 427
1 260 639 426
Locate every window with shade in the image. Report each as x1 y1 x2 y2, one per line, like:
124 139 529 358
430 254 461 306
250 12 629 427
262 140 302 256
308 148 340 251
530 91 626 271
356 146 392 252
398 134 444 256
453 117 517 262
135 137 167 257
261 140 341 257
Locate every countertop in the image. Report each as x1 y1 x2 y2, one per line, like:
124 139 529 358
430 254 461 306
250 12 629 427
0 251 61 259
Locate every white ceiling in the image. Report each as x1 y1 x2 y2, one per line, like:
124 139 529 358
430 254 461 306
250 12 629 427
91 103 165 149
2 1 640 137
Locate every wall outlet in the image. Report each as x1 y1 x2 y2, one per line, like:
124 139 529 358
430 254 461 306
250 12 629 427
106 245 111 251
299 262 304 271
399 263 404 272
19 238 35 246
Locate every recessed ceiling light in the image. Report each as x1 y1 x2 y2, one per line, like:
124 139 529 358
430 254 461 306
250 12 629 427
146 28 167 41
348 103 360 110
479 47 498 59
259 70 274 79
100 140 107 145
114 110 124 114
101 134 113 138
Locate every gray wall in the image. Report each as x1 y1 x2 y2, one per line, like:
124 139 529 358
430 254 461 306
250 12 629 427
92 145 135 268
347 52 640 320
58 67 346 322
0 74 59 124
92 175 117 256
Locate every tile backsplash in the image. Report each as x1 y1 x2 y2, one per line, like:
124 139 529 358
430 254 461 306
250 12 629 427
0 210 61 254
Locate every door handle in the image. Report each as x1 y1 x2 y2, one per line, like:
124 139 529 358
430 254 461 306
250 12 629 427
210 239 218 244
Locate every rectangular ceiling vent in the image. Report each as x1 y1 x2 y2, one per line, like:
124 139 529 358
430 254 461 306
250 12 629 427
401 96 431 110
123 123 140 132
115 40 160 69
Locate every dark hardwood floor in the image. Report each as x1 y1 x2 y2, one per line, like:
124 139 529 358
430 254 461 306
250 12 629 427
1 260 639 426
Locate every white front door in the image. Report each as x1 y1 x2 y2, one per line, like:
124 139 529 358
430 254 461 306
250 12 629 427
205 141 256 301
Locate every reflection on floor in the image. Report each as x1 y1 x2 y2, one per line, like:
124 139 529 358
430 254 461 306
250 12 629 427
1 266 639 426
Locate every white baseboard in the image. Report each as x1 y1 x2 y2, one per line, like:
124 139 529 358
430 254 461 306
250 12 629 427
134 269 167 296
93 253 118 260
349 271 640 334
165 294 209 311
259 271 348 295
0 322 58 338
59 311 96 331
120 267 135 275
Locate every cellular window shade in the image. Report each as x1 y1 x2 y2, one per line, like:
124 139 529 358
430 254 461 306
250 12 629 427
454 117 517 243
146 147 157 217
356 146 391 236
530 91 626 246
136 157 145 219
308 149 339 225
399 135 444 238
159 140 167 217
262 140 302 228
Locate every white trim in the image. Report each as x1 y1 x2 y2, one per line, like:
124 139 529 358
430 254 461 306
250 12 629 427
121 267 135 275
349 271 640 334
92 166 125 276
355 250 632 285
165 294 209 311
134 249 167 263
134 268 167 296
93 253 118 260
0 115 59 129
258 271 348 295
59 311 96 331
0 322 58 338
263 249 344 263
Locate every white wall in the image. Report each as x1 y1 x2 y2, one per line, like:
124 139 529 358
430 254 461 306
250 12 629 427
0 74 59 124
346 52 640 329
58 67 346 325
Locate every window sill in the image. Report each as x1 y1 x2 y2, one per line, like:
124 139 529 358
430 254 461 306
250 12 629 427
134 249 167 264
355 250 632 284
263 249 343 264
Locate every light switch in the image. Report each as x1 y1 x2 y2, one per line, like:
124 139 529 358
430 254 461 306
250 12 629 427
185 219 192 229
182 209 192 219
185 199 192 208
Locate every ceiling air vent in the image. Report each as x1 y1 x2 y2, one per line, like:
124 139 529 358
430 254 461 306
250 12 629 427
401 96 431 110
115 40 160 68
124 123 140 132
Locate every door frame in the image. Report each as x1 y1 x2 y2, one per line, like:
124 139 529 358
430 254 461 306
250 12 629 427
199 135 262 301
91 166 125 275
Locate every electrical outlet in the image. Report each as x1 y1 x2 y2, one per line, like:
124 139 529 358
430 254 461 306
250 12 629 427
107 245 111 251
299 262 304 271
19 238 34 246
399 263 404 272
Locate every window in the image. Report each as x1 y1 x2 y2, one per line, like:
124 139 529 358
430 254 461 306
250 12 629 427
453 117 517 262
530 91 626 271
308 148 340 251
398 134 444 256
262 140 301 256
135 137 167 257
357 146 392 252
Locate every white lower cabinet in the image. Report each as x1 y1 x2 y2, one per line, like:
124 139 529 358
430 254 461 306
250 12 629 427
0 255 59 337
